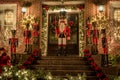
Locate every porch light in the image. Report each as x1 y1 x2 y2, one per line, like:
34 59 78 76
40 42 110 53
98 5 104 12
22 7 27 13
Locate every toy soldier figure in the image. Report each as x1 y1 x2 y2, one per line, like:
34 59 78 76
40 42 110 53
9 30 18 63
91 22 99 55
24 23 31 53
101 29 108 67
55 11 70 56
86 17 92 44
32 22 39 50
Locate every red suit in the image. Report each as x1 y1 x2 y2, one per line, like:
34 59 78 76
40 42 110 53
9 38 18 54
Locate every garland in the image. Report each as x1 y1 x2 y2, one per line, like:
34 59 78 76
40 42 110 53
84 49 108 80
0 48 42 80
0 48 41 72
20 49 41 69
0 48 11 74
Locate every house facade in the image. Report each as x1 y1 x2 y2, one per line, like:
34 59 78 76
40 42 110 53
0 0 119 56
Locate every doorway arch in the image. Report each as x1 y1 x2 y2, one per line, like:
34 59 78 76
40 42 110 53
41 4 85 56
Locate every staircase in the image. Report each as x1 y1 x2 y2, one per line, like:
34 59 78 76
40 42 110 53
31 56 98 80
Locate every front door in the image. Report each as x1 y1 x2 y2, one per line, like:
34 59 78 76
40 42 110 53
47 13 79 56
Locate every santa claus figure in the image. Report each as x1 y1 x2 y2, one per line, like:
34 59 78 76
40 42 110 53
23 23 31 53
9 30 18 63
55 11 70 56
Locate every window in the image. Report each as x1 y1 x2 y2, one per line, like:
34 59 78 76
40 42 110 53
114 9 120 21
0 4 17 40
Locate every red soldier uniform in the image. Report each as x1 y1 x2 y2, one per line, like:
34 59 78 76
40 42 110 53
9 30 18 64
101 29 108 54
91 22 99 55
101 29 108 67
24 24 31 52
24 30 31 45
9 30 18 54
32 23 39 44
9 38 18 54
102 36 108 54
92 29 99 44
32 29 39 37
91 22 99 44
86 17 92 44
86 24 92 37
55 13 70 56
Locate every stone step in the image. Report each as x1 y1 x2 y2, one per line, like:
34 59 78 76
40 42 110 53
55 76 98 80
41 56 84 60
15 55 98 80
37 60 89 65
45 70 96 76
32 65 91 70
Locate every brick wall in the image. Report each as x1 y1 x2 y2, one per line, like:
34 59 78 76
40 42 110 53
85 0 97 20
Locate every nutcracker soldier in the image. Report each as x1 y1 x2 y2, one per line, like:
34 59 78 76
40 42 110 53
55 11 70 56
91 22 99 55
86 17 92 44
101 29 108 67
24 23 31 53
32 22 39 48
9 30 18 63
101 30 108 54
